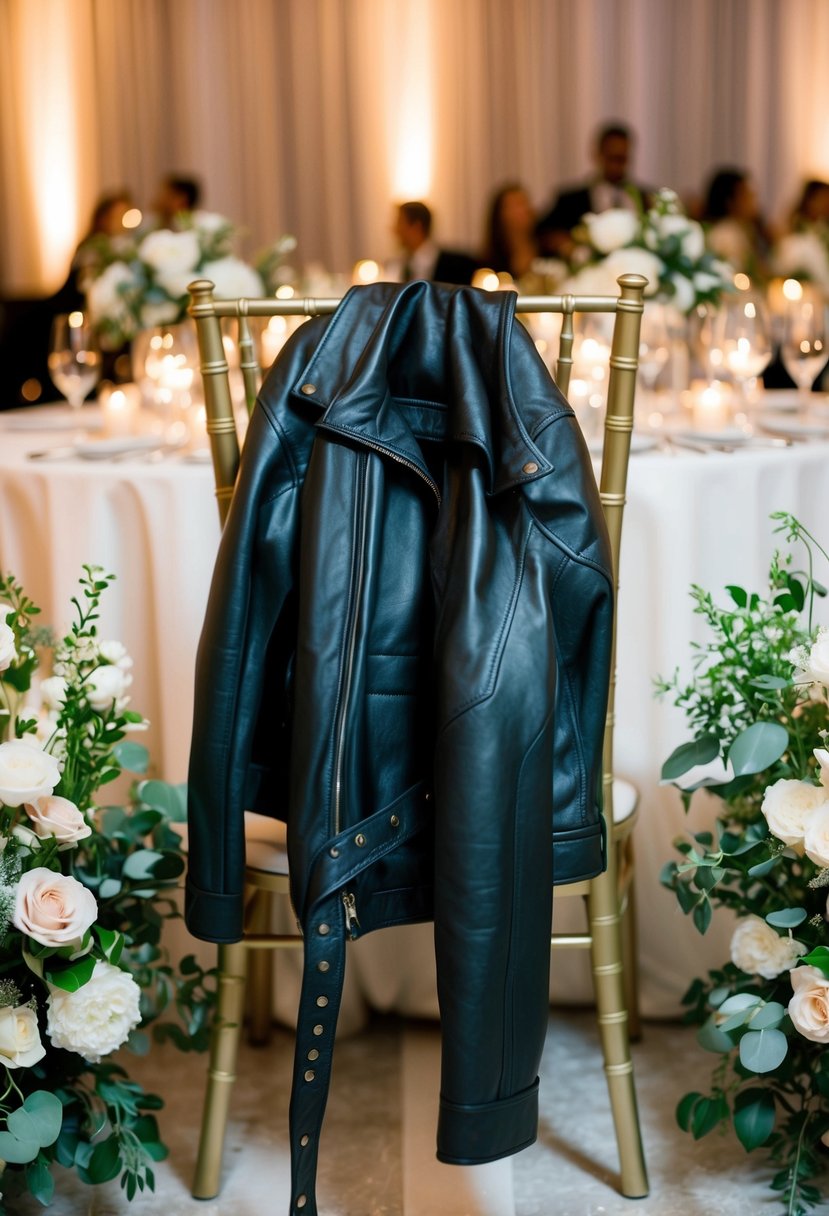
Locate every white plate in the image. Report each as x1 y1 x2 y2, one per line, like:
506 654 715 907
757 414 829 439
757 390 811 412
0 405 103 431
587 432 659 456
669 426 755 446
72 434 161 459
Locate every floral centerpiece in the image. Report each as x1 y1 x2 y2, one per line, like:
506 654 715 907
658 513 829 1215
82 211 274 349
566 187 734 313
0 568 213 1210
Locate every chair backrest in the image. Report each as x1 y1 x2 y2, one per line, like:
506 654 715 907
188 274 646 827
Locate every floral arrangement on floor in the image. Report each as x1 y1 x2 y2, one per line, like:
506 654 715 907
566 187 734 313
0 567 213 1210
657 512 829 1215
82 211 295 349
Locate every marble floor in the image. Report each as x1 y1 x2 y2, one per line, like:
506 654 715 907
10 1010 791 1215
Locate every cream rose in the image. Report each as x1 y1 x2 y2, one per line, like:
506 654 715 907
86 261 137 327
0 1004 46 1069
0 740 61 807
85 664 132 711
201 256 264 299
667 272 696 314
139 299 181 329
760 778 829 849
0 622 16 672
24 795 92 850
138 228 200 277
789 965 829 1043
584 209 639 254
46 961 141 1063
730 915 806 979
654 214 706 260
803 631 829 688
97 640 133 670
13 868 97 949
804 803 829 868
603 247 664 295
815 748 829 789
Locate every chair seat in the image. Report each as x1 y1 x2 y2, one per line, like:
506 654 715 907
244 811 290 876
612 777 638 826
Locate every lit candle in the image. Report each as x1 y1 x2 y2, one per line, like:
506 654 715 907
100 383 140 436
692 382 729 430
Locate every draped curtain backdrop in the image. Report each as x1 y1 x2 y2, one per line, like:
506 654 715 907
2 0 829 294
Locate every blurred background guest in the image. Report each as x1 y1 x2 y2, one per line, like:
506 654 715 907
53 190 138 312
701 167 772 280
153 174 202 227
786 178 829 232
386 201 480 285
536 122 652 259
481 182 539 282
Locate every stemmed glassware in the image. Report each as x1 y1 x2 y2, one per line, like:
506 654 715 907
711 292 773 409
780 286 829 406
47 312 102 409
636 302 671 427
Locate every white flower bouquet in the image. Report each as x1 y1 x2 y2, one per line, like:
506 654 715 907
567 187 734 313
81 211 267 348
658 513 829 1215
0 569 213 1209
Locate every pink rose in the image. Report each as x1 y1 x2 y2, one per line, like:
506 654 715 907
24 795 92 850
13 868 97 950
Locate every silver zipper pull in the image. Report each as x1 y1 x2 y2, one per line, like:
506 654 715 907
341 890 360 939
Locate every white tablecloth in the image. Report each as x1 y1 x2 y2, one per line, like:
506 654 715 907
2 404 828 1019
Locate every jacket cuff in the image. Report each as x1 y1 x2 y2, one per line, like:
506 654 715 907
436 1078 539 1164
184 879 244 943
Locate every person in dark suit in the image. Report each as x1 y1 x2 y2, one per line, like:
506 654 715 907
387 201 480 285
536 123 651 258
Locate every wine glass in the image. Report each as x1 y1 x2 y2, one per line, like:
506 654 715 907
780 288 829 406
711 292 772 410
48 312 102 409
636 302 671 428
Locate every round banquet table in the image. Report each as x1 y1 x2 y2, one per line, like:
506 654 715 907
2 402 829 1021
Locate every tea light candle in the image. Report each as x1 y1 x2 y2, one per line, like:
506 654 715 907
692 381 729 430
100 383 140 436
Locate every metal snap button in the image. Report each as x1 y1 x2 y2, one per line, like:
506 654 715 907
390 814 400 828
355 833 366 847
300 1134 310 1147
313 1024 324 1036
300 383 316 395
307 1048 320 1061
318 923 330 936
329 847 340 858
297 1195 307 1208
316 995 329 1008
522 461 539 475
317 960 330 972
304 1069 316 1082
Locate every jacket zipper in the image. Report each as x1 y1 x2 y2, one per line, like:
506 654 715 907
355 437 441 507
333 455 370 836
342 890 360 939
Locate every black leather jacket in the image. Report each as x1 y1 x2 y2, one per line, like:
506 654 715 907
186 282 613 1214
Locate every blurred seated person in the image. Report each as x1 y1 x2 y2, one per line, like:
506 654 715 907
386 201 480 285
536 122 652 258
53 190 137 312
787 178 829 232
481 182 539 282
701 167 771 280
153 174 201 228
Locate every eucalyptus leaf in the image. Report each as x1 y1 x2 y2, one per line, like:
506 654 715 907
25 1158 55 1206
22 1091 63 1146
748 856 779 879
113 740 149 774
739 1028 789 1074
661 734 720 781
696 1015 735 1053
138 780 188 823
98 877 122 899
718 993 762 1015
765 908 807 929
733 1089 775 1151
749 1001 786 1031
692 898 713 935
0 1128 40 1163
748 675 789 690
727 722 789 777
122 849 165 880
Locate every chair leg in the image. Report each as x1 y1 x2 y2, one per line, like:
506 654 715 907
619 863 642 1043
587 850 649 1198
245 889 274 1046
192 941 248 1200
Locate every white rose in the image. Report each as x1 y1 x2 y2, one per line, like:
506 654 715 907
24 795 92 850
667 272 696 314
804 802 829 868
584 209 640 254
795 630 829 689
46 961 141 1063
0 622 15 673
815 748 829 789
201 256 265 299
11 824 41 851
655 214 706 260
190 210 229 235
565 261 621 297
97 640 133 671
604 247 664 295
789 965 829 1043
13 868 97 949
693 270 724 293
40 676 67 711
0 1005 46 1069
730 914 806 979
139 228 200 276
86 261 137 326
85 664 132 711
155 268 197 300
139 300 182 329
760 777 829 849
0 740 61 807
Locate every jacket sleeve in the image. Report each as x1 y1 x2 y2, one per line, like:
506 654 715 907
185 400 301 943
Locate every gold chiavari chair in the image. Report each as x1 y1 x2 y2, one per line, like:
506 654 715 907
186 272 648 1201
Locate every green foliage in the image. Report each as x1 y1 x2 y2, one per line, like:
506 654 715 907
659 514 829 1214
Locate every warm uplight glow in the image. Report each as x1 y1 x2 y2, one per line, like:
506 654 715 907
275 285 295 299
68 311 84 328
122 208 142 230
783 278 804 301
734 272 751 291
354 259 381 284
21 379 42 402
386 4 433 198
